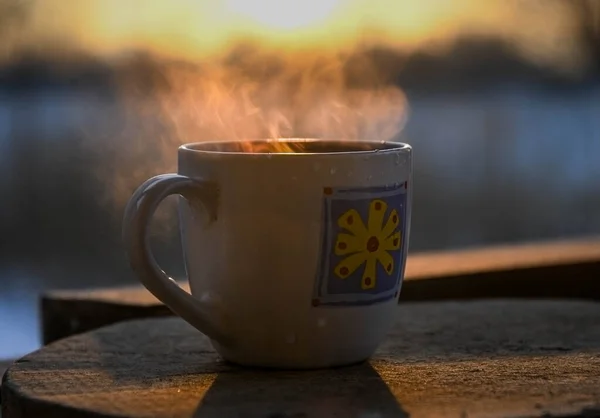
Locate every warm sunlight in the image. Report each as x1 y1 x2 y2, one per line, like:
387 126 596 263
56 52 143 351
225 0 341 30
16 0 582 72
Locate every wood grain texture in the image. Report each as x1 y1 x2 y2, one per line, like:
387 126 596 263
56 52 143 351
40 237 600 345
6 300 600 418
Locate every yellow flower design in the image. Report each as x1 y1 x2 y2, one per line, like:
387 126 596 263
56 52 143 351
333 199 401 290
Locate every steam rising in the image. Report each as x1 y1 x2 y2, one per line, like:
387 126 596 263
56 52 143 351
103 47 407 213
2 0 596 215
120 49 408 143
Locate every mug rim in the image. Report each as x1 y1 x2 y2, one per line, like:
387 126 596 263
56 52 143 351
179 138 411 156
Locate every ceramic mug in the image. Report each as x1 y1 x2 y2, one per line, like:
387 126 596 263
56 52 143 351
123 138 413 369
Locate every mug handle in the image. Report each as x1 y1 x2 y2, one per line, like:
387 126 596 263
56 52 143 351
122 173 233 347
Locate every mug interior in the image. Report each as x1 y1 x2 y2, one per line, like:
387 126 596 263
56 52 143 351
181 138 408 155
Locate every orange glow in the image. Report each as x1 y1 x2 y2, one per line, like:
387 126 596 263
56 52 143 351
6 0 589 156
114 50 409 152
225 0 341 31
18 0 585 70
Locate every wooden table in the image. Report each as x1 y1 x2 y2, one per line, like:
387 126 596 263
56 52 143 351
2 238 600 417
40 238 600 344
3 300 600 418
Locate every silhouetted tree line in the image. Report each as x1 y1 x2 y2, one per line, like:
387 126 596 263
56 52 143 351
1 0 599 94
2 33 600 98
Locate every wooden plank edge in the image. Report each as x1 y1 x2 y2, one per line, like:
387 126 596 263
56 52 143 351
44 237 600 304
40 237 600 345
405 236 600 280
0 359 15 407
39 298 174 348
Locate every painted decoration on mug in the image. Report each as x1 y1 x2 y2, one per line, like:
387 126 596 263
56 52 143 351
313 183 408 306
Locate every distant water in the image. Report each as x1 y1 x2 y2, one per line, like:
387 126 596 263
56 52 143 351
0 84 599 359
406 85 600 249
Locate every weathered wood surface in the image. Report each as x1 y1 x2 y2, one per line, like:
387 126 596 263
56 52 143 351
0 360 13 396
41 238 600 344
0 361 11 384
0 360 15 418
6 300 600 418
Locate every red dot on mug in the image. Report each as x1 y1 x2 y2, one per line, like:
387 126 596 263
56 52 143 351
340 267 349 276
347 215 353 225
375 201 382 210
338 242 347 250
365 277 372 286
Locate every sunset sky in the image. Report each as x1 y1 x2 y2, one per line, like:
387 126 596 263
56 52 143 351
4 0 589 74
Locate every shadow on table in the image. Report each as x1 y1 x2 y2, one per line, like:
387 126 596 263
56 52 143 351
192 362 409 418
10 300 598 416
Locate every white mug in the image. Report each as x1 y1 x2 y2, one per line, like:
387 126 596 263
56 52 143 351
123 139 413 369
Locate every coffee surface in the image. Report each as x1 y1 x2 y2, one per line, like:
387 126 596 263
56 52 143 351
184 139 402 154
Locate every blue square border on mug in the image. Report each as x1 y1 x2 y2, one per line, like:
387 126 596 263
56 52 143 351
312 182 408 307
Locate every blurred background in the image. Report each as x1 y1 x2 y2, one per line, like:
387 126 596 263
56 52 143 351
0 0 599 359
